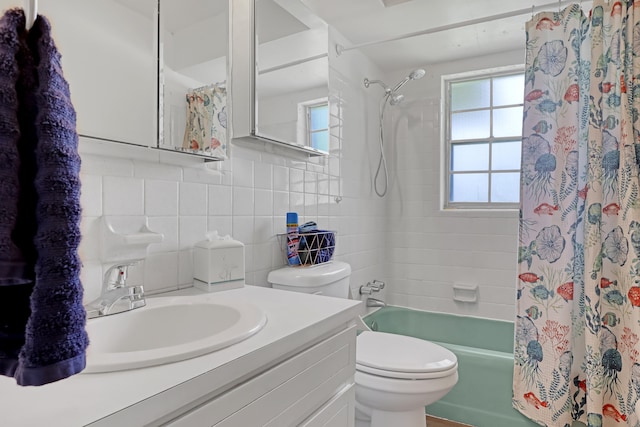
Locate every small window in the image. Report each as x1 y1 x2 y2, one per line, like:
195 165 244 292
443 68 524 209
307 103 329 152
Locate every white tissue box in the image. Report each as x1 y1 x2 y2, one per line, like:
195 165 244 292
193 233 245 292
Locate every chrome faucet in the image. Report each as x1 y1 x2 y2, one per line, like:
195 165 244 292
360 280 386 308
85 261 145 319
359 279 385 295
366 297 387 308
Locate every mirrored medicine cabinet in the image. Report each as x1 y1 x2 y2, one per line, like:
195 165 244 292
159 0 330 159
157 0 229 160
31 0 157 148
0 0 330 159
229 0 330 157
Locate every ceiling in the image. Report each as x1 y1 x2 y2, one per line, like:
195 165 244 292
301 0 591 73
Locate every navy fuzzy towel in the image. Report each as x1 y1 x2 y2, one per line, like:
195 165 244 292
0 9 88 386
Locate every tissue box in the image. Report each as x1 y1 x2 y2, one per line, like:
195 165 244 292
193 234 245 292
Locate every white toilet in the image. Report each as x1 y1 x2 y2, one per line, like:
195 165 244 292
268 261 458 427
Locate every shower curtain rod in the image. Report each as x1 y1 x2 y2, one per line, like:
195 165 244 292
335 0 586 55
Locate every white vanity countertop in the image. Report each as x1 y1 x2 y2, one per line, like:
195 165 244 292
0 285 361 427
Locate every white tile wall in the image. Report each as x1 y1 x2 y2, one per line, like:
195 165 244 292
382 50 524 321
77 46 525 323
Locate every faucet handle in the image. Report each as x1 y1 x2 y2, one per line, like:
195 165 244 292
104 261 140 290
360 280 385 295
359 284 374 295
371 279 385 291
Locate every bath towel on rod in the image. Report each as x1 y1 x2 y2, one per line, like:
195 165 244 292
0 8 88 386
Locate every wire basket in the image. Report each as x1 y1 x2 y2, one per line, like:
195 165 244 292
278 230 336 266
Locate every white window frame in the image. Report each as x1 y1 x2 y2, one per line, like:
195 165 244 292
441 65 524 210
297 97 329 151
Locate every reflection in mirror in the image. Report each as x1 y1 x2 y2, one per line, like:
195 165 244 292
255 0 328 153
158 0 228 160
14 0 157 147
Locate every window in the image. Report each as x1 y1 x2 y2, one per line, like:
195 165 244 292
307 102 329 152
443 68 524 209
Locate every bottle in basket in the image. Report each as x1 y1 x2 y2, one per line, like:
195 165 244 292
286 212 301 265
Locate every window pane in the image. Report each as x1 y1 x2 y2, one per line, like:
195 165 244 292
451 79 490 111
492 141 521 170
493 107 523 138
310 105 328 131
450 173 488 202
311 130 329 151
493 74 525 106
451 143 489 171
451 110 490 140
491 172 520 202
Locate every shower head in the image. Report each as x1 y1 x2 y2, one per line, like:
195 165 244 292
409 68 426 80
389 93 404 105
391 68 426 93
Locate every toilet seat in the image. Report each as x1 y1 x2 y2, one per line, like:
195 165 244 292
356 363 458 380
356 331 457 380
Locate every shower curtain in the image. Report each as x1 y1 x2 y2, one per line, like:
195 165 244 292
514 2 640 426
182 83 227 158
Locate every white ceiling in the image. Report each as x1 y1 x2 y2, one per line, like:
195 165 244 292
109 0 595 94
301 0 590 73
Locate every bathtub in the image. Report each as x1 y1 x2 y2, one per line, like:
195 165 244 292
362 306 539 427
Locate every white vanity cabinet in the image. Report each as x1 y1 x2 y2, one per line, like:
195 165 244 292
164 325 356 427
1 287 360 427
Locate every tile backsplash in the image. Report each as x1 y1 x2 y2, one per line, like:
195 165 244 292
79 97 385 307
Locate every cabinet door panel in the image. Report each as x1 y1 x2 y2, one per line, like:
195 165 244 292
165 326 355 427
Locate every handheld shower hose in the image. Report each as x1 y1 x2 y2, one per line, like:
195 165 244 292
364 69 425 197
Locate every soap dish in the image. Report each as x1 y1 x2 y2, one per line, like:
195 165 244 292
101 216 164 262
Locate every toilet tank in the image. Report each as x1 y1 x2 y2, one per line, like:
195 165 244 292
267 261 351 298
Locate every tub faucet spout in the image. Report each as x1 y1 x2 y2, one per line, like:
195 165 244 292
366 297 386 308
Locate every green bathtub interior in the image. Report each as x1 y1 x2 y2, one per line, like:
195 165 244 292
362 306 540 427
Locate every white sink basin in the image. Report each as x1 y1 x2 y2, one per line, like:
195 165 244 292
84 295 267 373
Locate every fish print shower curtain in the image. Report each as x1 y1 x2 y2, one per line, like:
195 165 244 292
182 83 228 158
515 2 640 426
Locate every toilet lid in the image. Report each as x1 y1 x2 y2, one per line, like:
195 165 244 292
356 331 457 376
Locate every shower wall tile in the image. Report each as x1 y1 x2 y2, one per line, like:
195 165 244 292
384 49 524 321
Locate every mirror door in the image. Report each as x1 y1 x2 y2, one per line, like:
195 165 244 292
158 0 229 160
